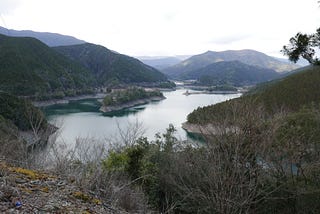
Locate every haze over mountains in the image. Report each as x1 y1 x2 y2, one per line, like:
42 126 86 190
137 55 190 70
0 26 85 47
161 49 300 79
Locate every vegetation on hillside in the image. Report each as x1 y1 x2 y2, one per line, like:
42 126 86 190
188 66 320 124
54 43 169 86
101 107 320 213
0 92 47 131
1 22 320 214
103 87 163 106
0 34 96 99
186 60 279 86
2 66 320 213
0 35 173 101
0 92 50 161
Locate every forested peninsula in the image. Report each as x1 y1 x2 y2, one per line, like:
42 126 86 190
99 87 165 113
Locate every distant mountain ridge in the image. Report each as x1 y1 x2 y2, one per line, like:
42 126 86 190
182 60 279 86
163 49 300 79
138 57 182 70
137 55 191 70
0 26 85 47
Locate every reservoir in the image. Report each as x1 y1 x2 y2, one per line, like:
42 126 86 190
44 89 241 146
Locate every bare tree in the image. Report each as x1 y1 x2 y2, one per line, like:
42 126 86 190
160 101 279 213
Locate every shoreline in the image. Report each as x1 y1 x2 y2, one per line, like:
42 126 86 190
32 93 107 107
181 122 218 135
182 122 239 136
99 96 166 113
182 90 241 96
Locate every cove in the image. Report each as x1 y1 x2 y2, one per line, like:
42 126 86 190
44 89 241 146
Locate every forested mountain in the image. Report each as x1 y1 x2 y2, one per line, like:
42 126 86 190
0 34 95 98
0 26 85 47
163 49 299 78
54 43 168 85
179 60 279 86
187 65 320 124
0 34 170 99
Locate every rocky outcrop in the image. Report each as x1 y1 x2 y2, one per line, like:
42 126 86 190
0 161 115 213
182 122 238 136
182 122 219 135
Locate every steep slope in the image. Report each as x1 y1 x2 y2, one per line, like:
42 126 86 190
0 26 85 47
54 43 168 85
180 60 279 86
0 34 95 98
0 92 47 131
187 65 320 125
0 92 53 160
163 49 300 78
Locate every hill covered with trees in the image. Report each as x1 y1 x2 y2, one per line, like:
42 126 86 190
0 34 172 100
187 65 320 125
54 43 169 86
181 60 279 86
0 34 96 99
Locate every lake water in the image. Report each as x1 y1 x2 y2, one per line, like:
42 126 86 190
45 89 241 146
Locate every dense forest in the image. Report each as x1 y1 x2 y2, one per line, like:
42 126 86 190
187 65 320 124
103 87 163 106
0 34 96 99
54 43 168 86
187 60 279 86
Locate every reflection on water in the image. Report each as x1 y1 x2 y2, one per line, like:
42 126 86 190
43 99 101 115
102 106 147 117
45 89 241 146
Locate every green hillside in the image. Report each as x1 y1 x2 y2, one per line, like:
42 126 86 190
181 60 279 86
0 92 47 131
54 43 168 86
163 49 299 78
0 34 95 98
0 92 50 160
187 65 320 124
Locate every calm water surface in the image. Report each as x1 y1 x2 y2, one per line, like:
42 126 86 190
45 89 241 146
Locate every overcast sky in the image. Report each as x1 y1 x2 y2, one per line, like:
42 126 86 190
0 0 319 57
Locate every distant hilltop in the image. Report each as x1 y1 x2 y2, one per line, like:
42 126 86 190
0 26 86 47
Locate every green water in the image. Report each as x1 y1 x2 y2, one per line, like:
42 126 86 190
45 89 241 146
